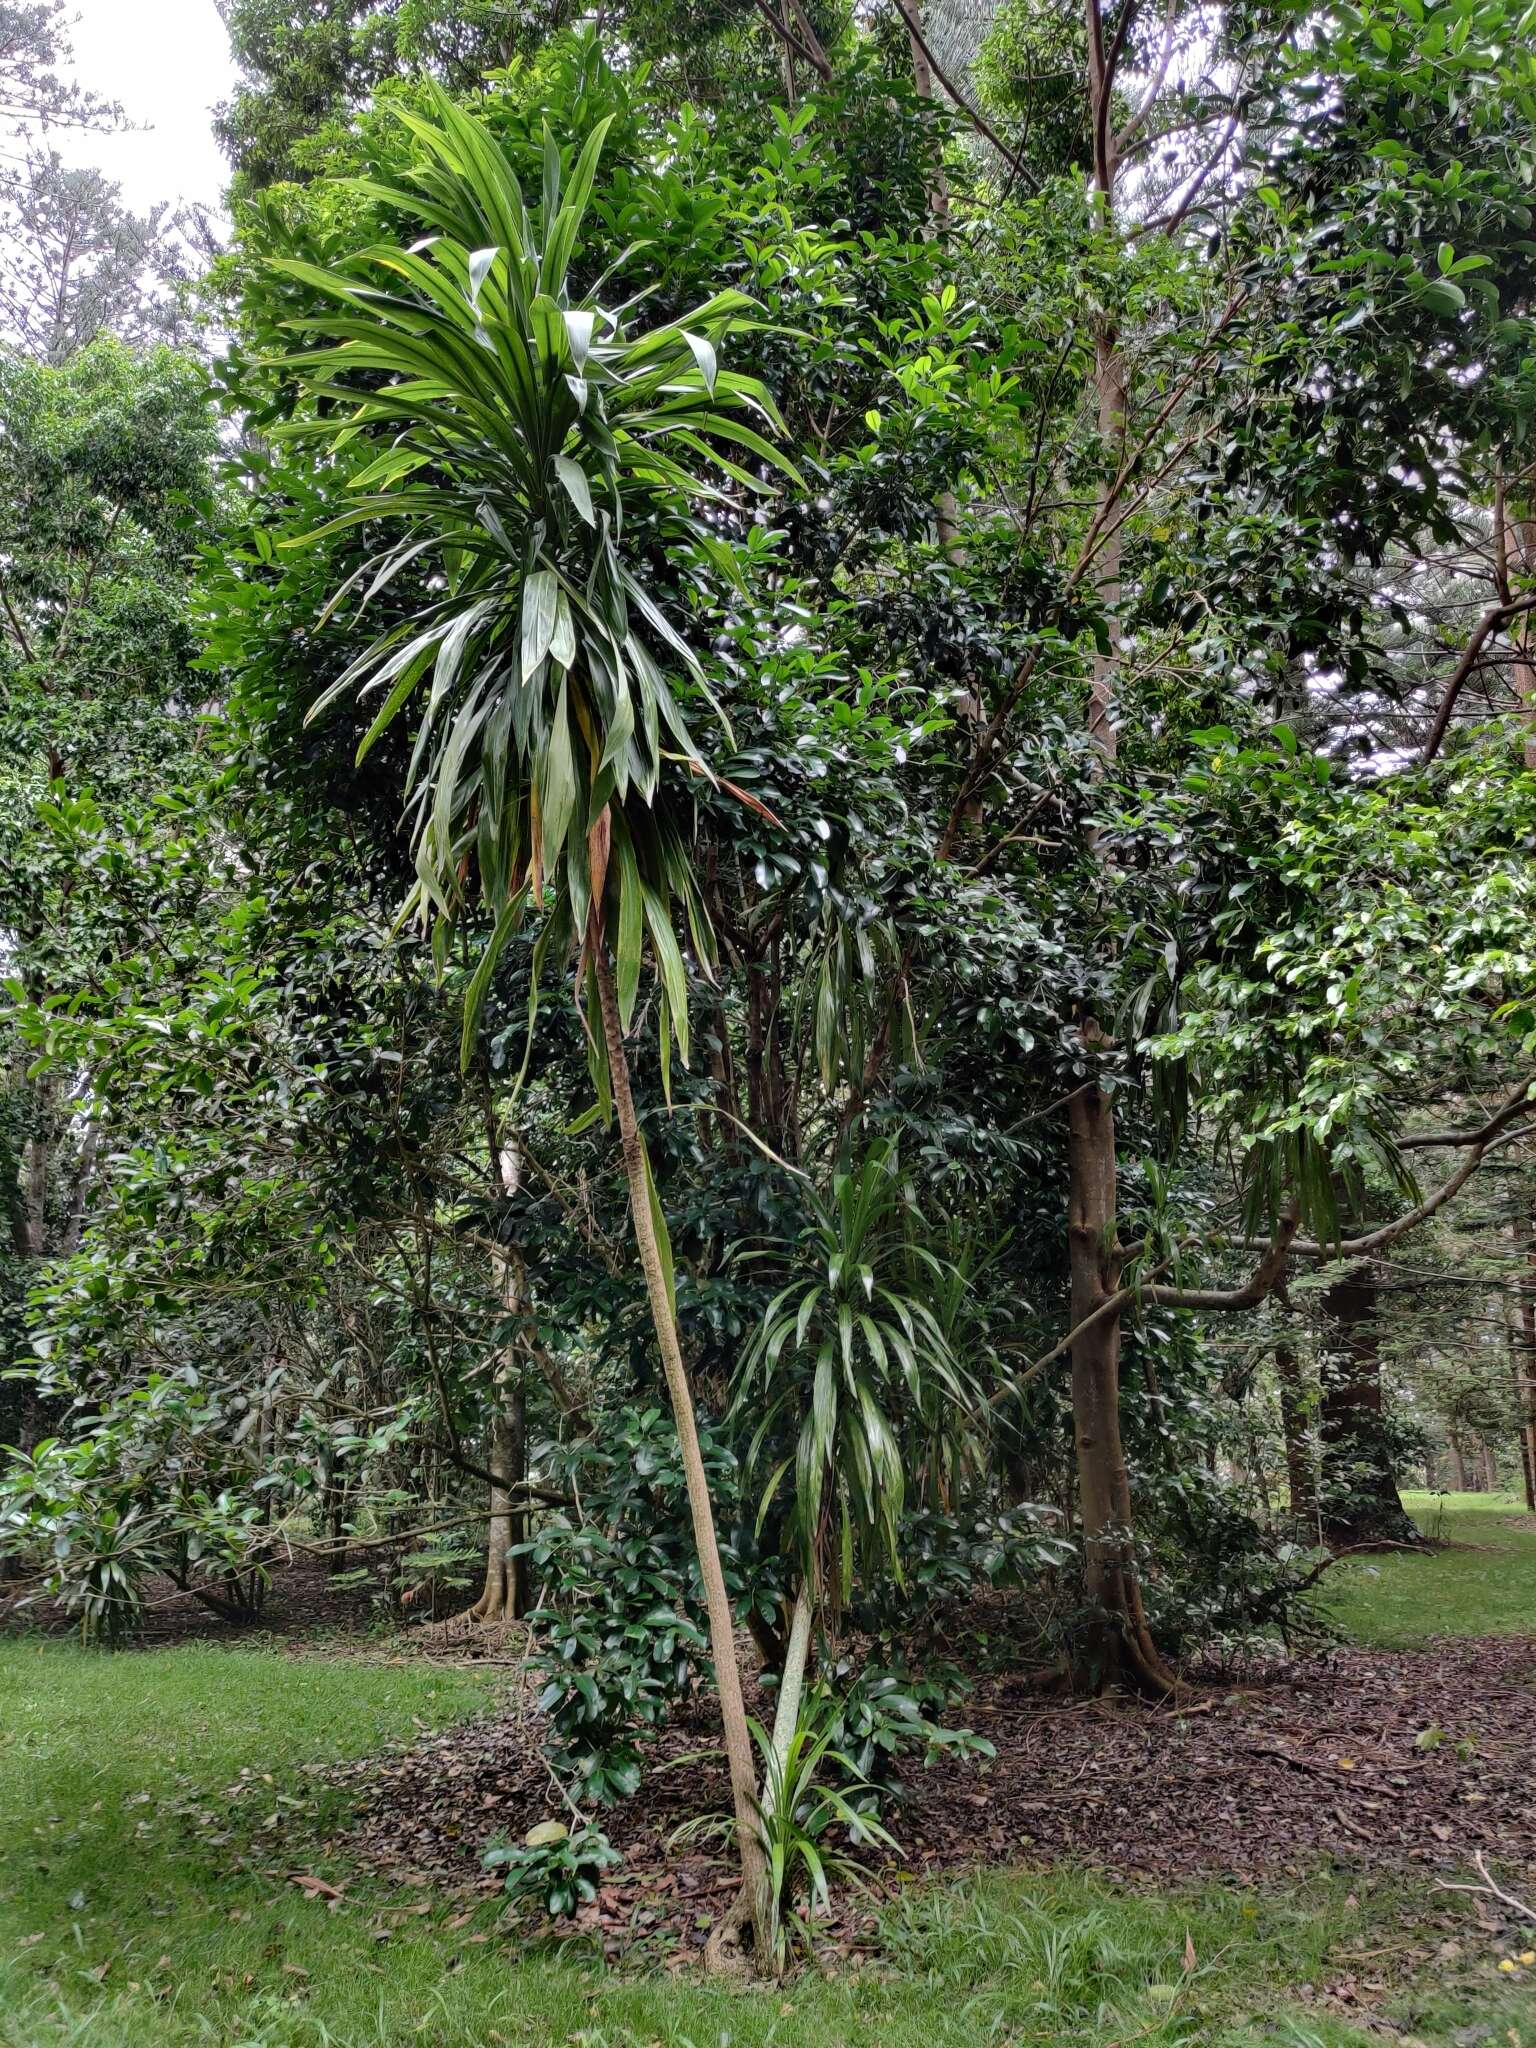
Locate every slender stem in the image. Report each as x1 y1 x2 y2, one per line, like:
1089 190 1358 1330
592 945 769 1961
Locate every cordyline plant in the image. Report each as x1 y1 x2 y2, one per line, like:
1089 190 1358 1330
732 1138 980 1934
262 86 799 1964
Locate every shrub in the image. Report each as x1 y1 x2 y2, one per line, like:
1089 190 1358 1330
483 1819 622 1919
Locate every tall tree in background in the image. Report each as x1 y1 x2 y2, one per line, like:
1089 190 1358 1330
0 154 207 362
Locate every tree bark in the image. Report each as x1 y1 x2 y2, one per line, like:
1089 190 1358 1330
22 1074 51 1256
1513 1215 1536 1512
1274 1340 1318 1528
1318 1259 1417 1545
1510 506 1536 770
1067 1080 1180 1692
1446 1428 1468 1493
593 947 769 1964
61 1113 100 1255
459 1145 530 1626
895 0 952 229
1056 24 1179 1695
468 1390 520 1621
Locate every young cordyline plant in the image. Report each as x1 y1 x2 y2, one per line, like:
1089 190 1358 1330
673 1685 901 1977
268 86 800 1964
726 1139 981 1962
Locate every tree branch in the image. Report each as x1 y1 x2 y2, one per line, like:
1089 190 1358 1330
747 0 830 79
1253 1083 1533 1259
888 0 1039 195
992 1208 1298 1408
1417 593 1536 766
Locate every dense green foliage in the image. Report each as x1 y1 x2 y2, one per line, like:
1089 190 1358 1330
4 0 1536 1985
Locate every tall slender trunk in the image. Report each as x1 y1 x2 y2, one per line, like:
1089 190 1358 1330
1275 1341 1318 1527
593 948 768 1962
1059 39 1177 1692
1318 1259 1416 1544
1446 1428 1468 1492
1510 507 1536 771
895 0 952 228
23 1075 51 1256
464 1146 530 1626
470 1390 521 1621
1085 326 1126 763
1512 1215 1536 1512
1067 1081 1178 1691
896 0 967 562
62 1114 100 1255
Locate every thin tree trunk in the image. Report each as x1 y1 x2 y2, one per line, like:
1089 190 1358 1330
593 947 768 1964
1512 1215 1536 1512
1275 1340 1318 1527
1318 1259 1417 1544
896 0 952 228
1067 1080 1180 1693
1510 507 1536 770
1058 34 1177 1695
23 1075 51 1256
1446 1429 1468 1493
470 1399 517 1620
466 1146 530 1626
61 1114 100 1255
1086 325 1126 763
896 0 970 567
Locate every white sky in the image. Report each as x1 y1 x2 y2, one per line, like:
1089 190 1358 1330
52 0 236 215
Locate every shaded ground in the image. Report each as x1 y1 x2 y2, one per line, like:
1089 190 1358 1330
324 1627 1536 1959
3 1553 389 1644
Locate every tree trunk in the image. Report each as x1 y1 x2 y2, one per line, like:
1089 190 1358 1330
325 1470 350 1576
1055 63 1176 1690
466 1147 530 1626
1067 1081 1180 1693
1446 1429 1468 1493
1318 1259 1417 1545
469 1392 519 1621
593 948 768 1964
1511 508 1536 771
62 1112 100 1254
1274 1340 1318 1528
1512 1215 1536 1512
23 1074 51 1256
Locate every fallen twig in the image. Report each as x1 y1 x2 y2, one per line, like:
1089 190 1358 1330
1435 1850 1536 1923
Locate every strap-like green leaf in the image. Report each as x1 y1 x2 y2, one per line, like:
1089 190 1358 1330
521 569 559 681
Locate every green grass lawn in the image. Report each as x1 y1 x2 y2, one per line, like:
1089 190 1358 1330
0 1559 1532 2047
1323 1489 1536 1647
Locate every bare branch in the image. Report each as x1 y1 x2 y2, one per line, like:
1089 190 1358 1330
889 0 1039 195
1417 593 1536 766
746 0 830 79
1435 1851 1536 1925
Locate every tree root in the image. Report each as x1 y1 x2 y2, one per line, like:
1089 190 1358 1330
703 1881 758 1976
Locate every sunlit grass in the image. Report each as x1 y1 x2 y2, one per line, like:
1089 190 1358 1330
1324 1489 1536 1647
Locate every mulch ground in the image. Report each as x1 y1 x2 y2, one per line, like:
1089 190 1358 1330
320 1629 1536 1959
